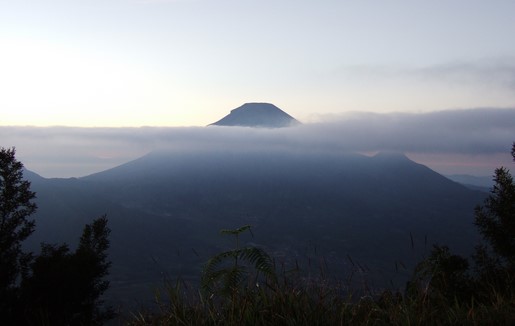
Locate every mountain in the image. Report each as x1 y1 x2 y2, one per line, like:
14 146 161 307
23 149 486 307
209 102 300 128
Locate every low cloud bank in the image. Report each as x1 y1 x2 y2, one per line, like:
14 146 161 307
305 108 514 154
1 108 514 177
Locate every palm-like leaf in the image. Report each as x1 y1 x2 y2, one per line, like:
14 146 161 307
239 247 276 282
201 226 277 298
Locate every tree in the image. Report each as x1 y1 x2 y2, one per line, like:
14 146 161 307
474 142 515 265
473 141 515 295
21 215 114 325
0 147 37 318
74 214 113 323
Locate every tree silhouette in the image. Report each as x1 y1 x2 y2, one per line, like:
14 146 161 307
21 216 113 325
0 147 113 325
473 141 515 296
474 142 515 264
0 147 37 320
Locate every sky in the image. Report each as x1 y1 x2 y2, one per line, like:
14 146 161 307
1 0 514 177
1 0 515 127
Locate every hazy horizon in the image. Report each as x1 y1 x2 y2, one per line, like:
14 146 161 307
2 107 514 178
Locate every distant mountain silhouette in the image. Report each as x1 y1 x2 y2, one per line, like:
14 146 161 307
210 103 300 128
446 174 493 190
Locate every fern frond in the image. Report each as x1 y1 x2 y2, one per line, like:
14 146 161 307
220 225 252 236
201 249 241 291
201 225 277 299
239 247 277 283
221 266 247 295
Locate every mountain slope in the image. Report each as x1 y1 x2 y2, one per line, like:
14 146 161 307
82 149 485 265
24 149 486 306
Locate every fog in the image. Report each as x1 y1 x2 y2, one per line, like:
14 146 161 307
1 108 514 178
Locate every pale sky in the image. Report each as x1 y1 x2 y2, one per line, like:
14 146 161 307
1 0 515 127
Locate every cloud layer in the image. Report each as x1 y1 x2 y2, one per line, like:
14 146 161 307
1 108 514 178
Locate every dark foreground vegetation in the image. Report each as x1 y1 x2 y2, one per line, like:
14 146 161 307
1 144 514 325
0 147 113 325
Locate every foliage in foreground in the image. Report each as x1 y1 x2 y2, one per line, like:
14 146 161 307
129 223 514 325
128 267 514 325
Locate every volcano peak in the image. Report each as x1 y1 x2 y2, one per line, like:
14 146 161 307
210 103 300 128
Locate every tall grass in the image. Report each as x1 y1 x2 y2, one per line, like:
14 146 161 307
126 266 514 325
126 224 514 325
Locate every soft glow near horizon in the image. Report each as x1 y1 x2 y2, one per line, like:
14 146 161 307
1 0 514 127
